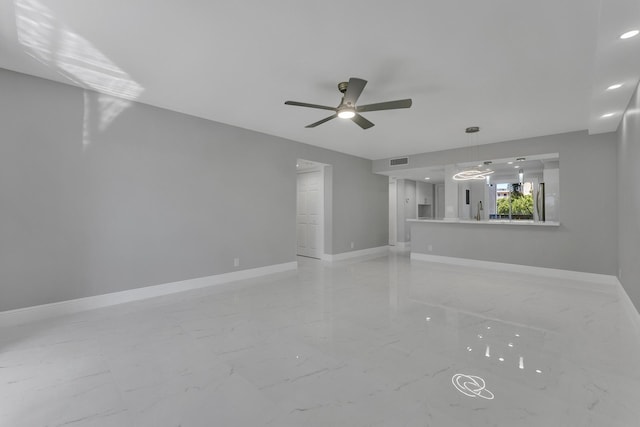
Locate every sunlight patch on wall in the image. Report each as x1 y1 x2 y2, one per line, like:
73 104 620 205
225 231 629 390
15 0 144 146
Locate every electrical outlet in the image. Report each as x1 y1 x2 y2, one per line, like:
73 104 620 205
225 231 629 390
234 258 240 267
350 242 354 249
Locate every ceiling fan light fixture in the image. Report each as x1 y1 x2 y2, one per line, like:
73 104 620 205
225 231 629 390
285 77 412 129
338 109 356 119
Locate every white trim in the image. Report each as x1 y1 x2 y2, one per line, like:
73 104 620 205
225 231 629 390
0 262 298 327
394 241 411 249
322 246 389 262
615 278 640 337
296 164 325 260
389 179 397 246
410 253 618 285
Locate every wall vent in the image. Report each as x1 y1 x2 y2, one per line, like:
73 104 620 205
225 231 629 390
389 157 409 166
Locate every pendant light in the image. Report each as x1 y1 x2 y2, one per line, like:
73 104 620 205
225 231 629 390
452 127 495 181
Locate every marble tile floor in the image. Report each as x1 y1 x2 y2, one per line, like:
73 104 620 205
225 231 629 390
1 252 640 426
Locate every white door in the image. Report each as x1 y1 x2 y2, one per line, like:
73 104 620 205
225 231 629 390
297 170 322 258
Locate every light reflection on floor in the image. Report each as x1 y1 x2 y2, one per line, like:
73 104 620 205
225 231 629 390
452 373 495 399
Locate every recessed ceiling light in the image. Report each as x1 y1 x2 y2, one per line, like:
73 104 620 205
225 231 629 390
620 30 639 39
507 161 514 165
424 177 430 180
601 113 615 118
514 166 519 169
607 83 623 90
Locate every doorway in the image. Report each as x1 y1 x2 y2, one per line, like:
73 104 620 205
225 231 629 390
296 159 326 259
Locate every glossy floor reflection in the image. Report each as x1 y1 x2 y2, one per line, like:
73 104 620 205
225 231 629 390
1 252 640 426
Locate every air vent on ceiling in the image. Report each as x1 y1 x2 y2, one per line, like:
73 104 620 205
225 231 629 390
389 157 409 166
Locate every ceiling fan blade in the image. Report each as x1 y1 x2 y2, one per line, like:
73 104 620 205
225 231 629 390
351 113 375 129
343 77 367 107
357 99 412 113
285 101 337 111
305 114 338 128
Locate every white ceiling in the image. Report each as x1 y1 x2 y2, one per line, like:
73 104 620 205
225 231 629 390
0 0 638 160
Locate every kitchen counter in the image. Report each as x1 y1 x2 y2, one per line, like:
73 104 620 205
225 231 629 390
408 218 560 227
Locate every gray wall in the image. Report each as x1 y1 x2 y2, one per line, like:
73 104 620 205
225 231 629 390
617 83 640 311
0 69 388 311
374 130 618 276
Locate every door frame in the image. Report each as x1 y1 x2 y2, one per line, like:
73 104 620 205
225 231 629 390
296 159 329 259
389 177 397 246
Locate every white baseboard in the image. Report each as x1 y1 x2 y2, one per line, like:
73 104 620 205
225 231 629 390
393 241 411 249
615 278 640 336
0 261 298 328
410 253 619 285
322 246 389 262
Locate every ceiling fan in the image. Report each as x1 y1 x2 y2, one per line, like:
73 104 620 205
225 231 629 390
284 77 412 129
